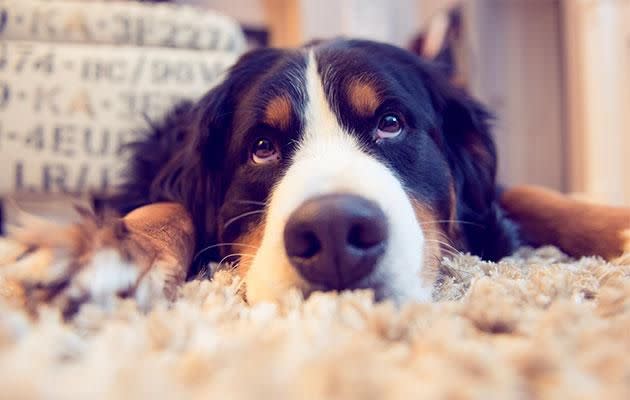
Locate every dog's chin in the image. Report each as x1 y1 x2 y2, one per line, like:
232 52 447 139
307 280 400 304
345 266 432 304
243 254 432 306
247 277 426 306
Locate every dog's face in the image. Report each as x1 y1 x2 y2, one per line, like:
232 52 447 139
164 40 501 304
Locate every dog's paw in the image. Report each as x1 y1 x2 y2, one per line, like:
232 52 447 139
1 204 194 317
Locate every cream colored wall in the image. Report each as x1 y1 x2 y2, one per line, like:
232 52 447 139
297 0 420 47
179 0 422 47
177 0 267 26
465 0 566 191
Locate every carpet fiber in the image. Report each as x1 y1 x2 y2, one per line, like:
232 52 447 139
0 240 629 399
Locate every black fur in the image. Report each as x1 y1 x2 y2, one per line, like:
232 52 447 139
102 39 520 277
421 66 520 260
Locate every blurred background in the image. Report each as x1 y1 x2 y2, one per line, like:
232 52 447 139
0 0 628 229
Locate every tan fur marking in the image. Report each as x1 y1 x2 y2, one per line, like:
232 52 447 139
233 222 265 280
410 198 447 285
264 96 292 130
500 185 630 260
346 79 380 117
447 184 461 240
122 202 196 287
6 202 195 315
622 229 630 254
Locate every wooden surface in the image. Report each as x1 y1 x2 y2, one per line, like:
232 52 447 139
263 0 302 47
561 0 630 206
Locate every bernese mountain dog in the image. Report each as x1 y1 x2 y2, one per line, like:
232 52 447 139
8 39 630 312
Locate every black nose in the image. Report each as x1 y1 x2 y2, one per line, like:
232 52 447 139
283 194 388 289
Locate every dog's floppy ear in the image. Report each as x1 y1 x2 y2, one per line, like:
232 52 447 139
421 65 518 260
99 78 234 269
148 82 233 251
425 70 497 215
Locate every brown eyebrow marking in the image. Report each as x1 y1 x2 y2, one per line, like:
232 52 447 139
346 78 380 116
263 95 292 130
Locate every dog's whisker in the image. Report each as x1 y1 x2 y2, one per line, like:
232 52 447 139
424 238 463 256
433 230 459 246
218 253 249 265
222 210 266 231
422 227 458 243
233 200 268 206
427 240 461 256
430 246 461 260
193 242 259 263
440 249 461 259
217 253 255 269
418 220 485 228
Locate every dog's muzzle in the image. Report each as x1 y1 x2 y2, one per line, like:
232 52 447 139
283 194 388 290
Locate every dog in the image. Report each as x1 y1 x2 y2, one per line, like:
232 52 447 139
6 39 630 313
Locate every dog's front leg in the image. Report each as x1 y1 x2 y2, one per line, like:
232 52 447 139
500 185 630 260
2 202 195 316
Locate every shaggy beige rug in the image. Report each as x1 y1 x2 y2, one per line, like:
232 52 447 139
0 239 629 399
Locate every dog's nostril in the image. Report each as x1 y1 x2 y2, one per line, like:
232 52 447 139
347 225 364 249
292 230 321 259
347 221 386 249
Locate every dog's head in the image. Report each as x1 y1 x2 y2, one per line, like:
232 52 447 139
152 39 515 304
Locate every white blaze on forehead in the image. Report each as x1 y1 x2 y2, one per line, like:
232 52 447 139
244 50 430 304
304 51 339 140
296 51 360 159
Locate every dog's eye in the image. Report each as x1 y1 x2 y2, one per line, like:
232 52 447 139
252 137 280 164
376 113 403 139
